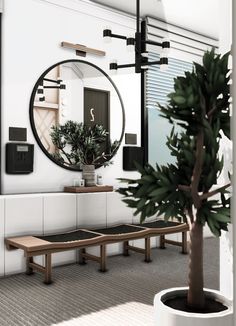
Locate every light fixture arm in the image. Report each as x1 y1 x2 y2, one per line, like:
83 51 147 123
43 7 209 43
103 0 170 73
39 77 66 90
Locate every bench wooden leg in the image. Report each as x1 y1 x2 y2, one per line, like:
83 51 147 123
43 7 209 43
26 257 34 275
79 248 87 265
26 254 52 284
159 232 188 254
159 235 166 249
182 231 188 254
123 240 130 256
44 254 52 285
144 237 151 263
99 245 107 272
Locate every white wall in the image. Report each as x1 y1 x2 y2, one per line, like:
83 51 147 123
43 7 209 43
1 0 141 194
219 0 234 302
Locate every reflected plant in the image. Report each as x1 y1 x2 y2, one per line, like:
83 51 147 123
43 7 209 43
50 120 120 168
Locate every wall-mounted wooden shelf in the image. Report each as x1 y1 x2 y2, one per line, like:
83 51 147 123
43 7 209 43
34 102 59 109
61 41 106 57
64 185 113 193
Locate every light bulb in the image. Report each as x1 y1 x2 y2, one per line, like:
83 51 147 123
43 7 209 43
141 52 149 58
160 52 168 71
160 64 168 72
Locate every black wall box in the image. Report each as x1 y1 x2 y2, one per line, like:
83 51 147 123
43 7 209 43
9 127 27 141
123 146 144 171
6 143 34 174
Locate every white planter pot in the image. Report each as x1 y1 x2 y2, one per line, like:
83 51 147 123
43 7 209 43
154 287 233 326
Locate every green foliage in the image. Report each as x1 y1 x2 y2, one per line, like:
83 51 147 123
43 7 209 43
50 120 120 168
118 162 191 224
117 49 231 236
159 50 231 139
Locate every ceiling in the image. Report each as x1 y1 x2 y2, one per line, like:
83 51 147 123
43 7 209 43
92 0 219 39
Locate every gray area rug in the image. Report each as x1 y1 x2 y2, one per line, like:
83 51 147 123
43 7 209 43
0 238 219 326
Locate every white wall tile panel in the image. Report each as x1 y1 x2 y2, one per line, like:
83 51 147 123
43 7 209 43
5 195 43 274
43 194 77 266
77 193 107 228
77 193 107 257
106 192 134 255
0 198 4 276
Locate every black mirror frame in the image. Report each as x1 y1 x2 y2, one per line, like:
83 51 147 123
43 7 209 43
29 59 125 171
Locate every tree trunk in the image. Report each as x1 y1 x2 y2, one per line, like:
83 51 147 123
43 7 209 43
187 221 205 309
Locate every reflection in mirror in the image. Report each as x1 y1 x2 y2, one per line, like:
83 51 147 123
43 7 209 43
30 60 125 170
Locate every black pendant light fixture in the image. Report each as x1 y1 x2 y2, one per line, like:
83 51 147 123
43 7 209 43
103 0 170 73
36 78 66 102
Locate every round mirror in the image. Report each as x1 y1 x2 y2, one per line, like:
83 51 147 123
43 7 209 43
30 60 125 171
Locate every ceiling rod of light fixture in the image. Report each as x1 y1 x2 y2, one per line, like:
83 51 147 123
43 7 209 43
103 0 170 73
136 0 140 33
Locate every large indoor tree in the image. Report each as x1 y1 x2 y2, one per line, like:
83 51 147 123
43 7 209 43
117 50 231 310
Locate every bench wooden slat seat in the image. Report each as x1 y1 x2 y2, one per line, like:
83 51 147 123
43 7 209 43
5 220 188 284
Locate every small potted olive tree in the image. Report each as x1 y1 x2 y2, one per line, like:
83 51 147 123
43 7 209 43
50 121 119 186
117 50 232 325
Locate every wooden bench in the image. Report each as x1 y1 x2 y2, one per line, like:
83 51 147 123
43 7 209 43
5 220 188 284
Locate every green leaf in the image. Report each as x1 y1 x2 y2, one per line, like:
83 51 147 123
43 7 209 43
122 199 138 208
211 213 230 223
137 198 147 210
207 216 221 237
142 175 156 183
149 187 170 198
172 96 186 105
164 206 175 221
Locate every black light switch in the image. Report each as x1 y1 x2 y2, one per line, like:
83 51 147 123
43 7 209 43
9 127 27 141
125 133 137 145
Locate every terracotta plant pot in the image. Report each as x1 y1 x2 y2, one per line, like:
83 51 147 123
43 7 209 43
154 287 233 326
82 164 96 187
